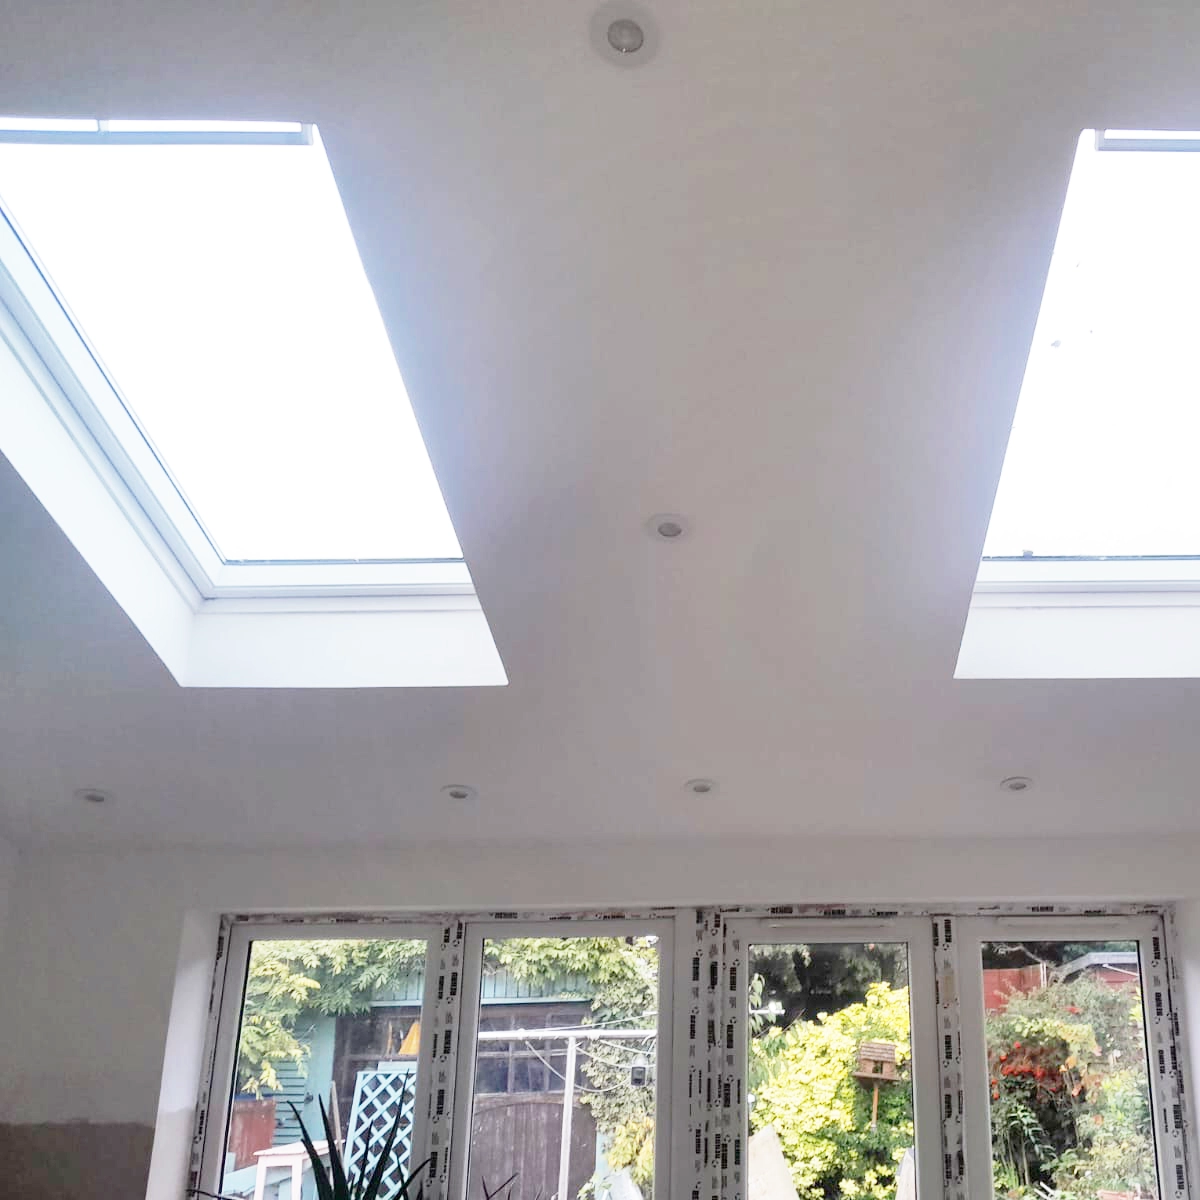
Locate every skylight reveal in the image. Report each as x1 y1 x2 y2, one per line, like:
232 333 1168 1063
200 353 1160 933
0 118 462 564
983 130 1200 560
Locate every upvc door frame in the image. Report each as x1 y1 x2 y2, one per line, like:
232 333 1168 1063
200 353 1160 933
724 915 944 1200
197 920 445 1199
448 917 677 1200
957 913 1179 1200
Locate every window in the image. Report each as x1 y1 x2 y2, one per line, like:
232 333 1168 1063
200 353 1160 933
958 130 1200 678
455 926 670 1200
958 917 1172 1200
205 925 439 1200
730 918 941 1199
191 909 1188 1200
981 130 1200 565
0 117 504 686
0 117 460 576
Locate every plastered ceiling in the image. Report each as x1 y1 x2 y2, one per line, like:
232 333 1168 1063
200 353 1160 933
3 0 1200 847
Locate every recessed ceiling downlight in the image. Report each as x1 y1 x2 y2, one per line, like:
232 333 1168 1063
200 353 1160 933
590 2 658 66
647 513 689 541
607 18 645 53
685 778 717 796
441 783 477 802
75 787 112 805
1000 776 1033 793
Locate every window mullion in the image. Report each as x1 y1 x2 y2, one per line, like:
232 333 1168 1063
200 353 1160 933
681 910 737 1200
934 916 972 1200
1148 915 1192 1198
424 919 468 1200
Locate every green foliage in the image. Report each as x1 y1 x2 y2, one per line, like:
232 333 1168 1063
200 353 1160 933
603 1117 656 1193
749 982 914 1200
751 943 908 1029
236 939 426 1093
1053 1067 1156 1199
492 937 658 1028
985 976 1155 1198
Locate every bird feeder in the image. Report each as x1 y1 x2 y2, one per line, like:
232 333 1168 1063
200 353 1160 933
853 1041 899 1130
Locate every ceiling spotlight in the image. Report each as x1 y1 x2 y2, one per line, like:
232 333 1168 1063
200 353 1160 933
441 783 477 802
647 513 689 541
1000 776 1033 793
607 18 645 54
75 787 112 805
590 4 657 66
685 778 717 796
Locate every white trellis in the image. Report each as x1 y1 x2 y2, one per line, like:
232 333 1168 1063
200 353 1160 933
344 1065 419 1197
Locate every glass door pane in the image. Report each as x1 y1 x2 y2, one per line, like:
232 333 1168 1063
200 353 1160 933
745 937 921 1200
220 935 430 1200
464 934 662 1200
978 936 1158 1199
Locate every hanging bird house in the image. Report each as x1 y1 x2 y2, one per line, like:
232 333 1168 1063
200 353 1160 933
853 1040 899 1083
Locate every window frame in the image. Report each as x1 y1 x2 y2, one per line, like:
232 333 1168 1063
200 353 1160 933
956 914 1174 1200
449 918 676 1200
187 906 1192 1200
197 920 444 1199
726 916 943 1200
976 558 1200 593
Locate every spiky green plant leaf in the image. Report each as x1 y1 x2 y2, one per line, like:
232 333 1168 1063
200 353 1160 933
288 1090 427 1200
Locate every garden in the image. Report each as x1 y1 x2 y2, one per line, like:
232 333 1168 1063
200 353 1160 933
745 942 1157 1200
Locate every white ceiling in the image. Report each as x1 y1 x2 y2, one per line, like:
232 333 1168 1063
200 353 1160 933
4 0 1200 848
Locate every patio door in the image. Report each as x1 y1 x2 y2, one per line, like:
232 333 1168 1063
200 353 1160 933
450 919 675 1200
957 915 1176 1200
200 921 442 1200
726 916 942 1199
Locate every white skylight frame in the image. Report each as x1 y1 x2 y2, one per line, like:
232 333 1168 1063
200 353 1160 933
0 118 503 687
959 129 1200 678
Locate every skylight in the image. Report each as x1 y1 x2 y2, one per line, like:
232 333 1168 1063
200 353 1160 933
0 118 462 566
959 130 1200 678
983 129 1200 561
0 118 502 686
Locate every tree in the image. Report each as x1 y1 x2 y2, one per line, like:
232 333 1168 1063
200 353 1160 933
751 942 909 1030
236 938 427 1093
985 975 1155 1198
982 941 1136 971
749 982 914 1200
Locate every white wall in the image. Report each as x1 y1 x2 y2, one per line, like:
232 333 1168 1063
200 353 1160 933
6 833 1200 1197
5 832 1200 1126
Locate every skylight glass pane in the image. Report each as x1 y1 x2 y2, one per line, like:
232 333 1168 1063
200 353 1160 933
983 131 1200 558
0 125 462 563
